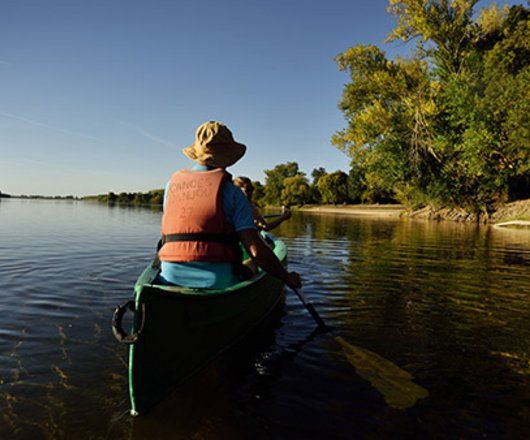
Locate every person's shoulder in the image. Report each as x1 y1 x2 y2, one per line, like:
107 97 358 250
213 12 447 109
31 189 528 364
223 180 246 200
221 179 253 222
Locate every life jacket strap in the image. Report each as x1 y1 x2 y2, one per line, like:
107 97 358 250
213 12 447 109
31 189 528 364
158 233 251 280
161 233 238 246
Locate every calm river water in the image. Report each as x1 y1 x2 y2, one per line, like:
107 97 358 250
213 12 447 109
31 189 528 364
1 198 529 439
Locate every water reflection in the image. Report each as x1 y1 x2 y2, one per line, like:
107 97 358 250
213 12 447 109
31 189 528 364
1 200 529 438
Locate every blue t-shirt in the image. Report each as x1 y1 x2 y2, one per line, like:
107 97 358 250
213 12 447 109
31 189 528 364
159 165 256 289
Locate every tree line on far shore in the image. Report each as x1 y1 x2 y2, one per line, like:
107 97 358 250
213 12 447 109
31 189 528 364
0 190 77 200
82 190 164 206
252 162 394 207
83 161 391 208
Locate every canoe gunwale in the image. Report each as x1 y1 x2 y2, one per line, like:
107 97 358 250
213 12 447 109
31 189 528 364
143 270 268 298
134 232 287 299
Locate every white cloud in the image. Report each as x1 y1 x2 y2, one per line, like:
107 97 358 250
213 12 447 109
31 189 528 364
119 121 175 150
0 110 105 143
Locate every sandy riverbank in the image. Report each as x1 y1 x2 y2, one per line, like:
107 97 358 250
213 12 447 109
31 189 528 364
408 199 530 225
292 199 530 227
297 204 405 218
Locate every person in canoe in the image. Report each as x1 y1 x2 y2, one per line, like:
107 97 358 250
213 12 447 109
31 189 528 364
233 176 292 231
157 121 301 290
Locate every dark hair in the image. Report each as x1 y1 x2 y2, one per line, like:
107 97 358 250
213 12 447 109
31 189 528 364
234 176 254 199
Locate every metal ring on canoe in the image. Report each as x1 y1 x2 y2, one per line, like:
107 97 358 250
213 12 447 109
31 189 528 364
112 300 146 344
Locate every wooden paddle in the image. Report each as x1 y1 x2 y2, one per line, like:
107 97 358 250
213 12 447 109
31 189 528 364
290 287 429 409
263 205 288 219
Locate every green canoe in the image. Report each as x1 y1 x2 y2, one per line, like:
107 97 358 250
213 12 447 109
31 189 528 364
112 233 287 416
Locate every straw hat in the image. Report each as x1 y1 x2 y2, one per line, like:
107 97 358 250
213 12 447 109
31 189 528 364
183 121 246 168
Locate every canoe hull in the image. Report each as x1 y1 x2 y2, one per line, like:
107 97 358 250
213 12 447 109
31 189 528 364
127 238 286 415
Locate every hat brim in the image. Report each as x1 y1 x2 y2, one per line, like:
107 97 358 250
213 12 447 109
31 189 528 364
183 141 246 168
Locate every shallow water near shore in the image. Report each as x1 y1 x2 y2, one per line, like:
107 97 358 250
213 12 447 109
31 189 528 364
1 198 529 439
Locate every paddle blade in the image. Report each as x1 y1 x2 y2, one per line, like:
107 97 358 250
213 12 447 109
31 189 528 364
334 336 429 410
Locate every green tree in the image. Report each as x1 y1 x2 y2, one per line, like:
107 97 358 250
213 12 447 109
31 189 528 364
107 192 117 204
317 171 349 204
149 189 164 205
334 1 530 214
309 167 327 203
281 175 310 207
117 192 130 204
480 5 530 202
311 167 327 184
430 4 530 211
333 44 438 204
386 0 478 78
347 165 366 203
133 193 147 205
264 162 301 206
150 193 163 205
252 180 265 206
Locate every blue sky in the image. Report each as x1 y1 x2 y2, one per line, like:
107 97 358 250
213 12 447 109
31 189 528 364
0 0 522 196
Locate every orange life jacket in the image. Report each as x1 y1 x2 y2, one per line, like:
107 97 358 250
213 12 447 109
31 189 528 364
158 168 239 263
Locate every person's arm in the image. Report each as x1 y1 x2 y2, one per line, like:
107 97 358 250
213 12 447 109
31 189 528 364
238 229 301 289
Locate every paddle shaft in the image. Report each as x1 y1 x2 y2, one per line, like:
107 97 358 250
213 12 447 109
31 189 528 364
291 287 327 329
263 213 284 219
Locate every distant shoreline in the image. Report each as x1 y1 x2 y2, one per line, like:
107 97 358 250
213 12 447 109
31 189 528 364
4 196 528 228
1 195 78 200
